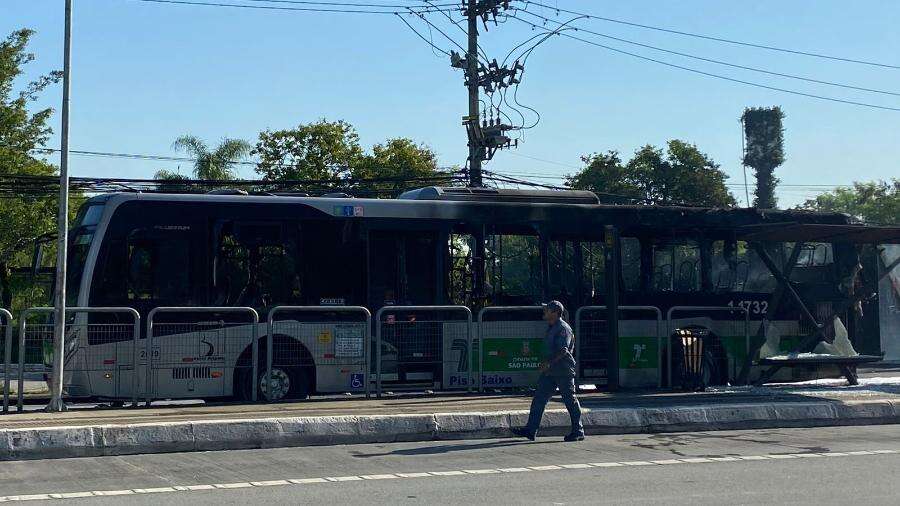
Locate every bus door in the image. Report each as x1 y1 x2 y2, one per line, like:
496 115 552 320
368 229 443 387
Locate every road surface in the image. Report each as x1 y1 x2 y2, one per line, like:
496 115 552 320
2 424 899 504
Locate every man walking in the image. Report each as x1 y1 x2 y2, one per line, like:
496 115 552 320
511 301 584 442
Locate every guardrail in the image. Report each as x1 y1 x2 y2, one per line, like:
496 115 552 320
477 306 546 392
666 306 750 388
1 308 11 413
375 305 472 397
267 306 372 400
146 307 259 403
574 306 663 388
16 307 140 412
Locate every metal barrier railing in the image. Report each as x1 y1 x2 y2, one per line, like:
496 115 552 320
1 308 11 413
477 306 547 392
666 306 750 388
16 307 140 412
267 306 372 400
574 306 663 388
146 307 259 403
375 305 472 397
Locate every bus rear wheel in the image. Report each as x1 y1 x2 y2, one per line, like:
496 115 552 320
236 364 311 402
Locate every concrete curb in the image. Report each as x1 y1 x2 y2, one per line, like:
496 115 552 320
3 399 900 461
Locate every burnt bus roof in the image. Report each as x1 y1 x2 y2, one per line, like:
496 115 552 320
89 187 900 243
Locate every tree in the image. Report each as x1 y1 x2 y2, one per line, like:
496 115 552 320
802 179 899 225
351 138 450 196
253 119 363 182
567 140 737 207
0 29 62 310
163 135 251 180
742 106 785 209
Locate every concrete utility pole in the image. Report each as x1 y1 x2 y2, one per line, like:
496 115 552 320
465 0 483 188
457 0 516 188
47 0 74 412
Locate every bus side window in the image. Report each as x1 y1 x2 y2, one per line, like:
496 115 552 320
126 235 192 304
485 234 542 304
581 241 605 303
213 221 301 310
621 237 641 291
651 240 700 292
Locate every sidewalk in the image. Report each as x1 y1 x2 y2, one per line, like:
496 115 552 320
2 376 900 461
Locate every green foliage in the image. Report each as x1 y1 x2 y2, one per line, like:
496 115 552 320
567 140 737 207
351 137 450 196
741 106 785 209
170 135 251 180
253 119 364 182
801 179 900 225
0 28 63 310
253 119 447 196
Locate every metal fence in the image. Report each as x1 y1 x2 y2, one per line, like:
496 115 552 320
477 306 547 392
146 307 259 403
1 308 11 413
375 305 472 397
574 306 664 388
267 306 371 399
666 306 750 389
16 307 140 411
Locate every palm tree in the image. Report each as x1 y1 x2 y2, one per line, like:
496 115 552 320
171 135 252 180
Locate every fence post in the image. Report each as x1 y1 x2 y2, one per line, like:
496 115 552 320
1 309 12 413
16 308 34 412
375 307 384 398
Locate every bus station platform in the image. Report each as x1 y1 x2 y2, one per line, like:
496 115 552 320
2 370 900 461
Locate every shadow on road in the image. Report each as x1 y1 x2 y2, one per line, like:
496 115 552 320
352 439 557 458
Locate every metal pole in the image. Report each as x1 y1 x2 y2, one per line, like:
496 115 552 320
604 226 620 391
47 0 73 412
466 0 482 187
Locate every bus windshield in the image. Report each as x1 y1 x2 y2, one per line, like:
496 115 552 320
63 203 104 305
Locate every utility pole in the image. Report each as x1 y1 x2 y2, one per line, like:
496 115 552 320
465 0 483 187
47 0 73 412
455 0 517 188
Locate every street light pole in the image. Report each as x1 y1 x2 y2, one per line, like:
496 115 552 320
47 0 73 412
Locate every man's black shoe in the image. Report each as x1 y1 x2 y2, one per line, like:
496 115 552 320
563 433 585 442
510 427 536 441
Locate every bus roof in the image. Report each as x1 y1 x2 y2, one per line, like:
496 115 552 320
88 187 900 243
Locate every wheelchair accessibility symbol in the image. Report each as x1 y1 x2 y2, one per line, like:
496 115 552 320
350 373 364 389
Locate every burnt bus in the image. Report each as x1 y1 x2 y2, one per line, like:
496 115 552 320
59 187 897 400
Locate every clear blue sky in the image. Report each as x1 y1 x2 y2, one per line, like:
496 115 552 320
5 0 900 207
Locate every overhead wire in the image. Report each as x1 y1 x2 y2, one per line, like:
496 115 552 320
132 0 454 14
507 15 900 112
523 0 900 70
396 12 451 56
515 8 900 98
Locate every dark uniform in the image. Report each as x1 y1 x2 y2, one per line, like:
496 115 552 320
523 307 584 439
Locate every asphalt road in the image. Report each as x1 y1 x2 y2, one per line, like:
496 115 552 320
2 425 900 504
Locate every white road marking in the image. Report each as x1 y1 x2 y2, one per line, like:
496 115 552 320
360 474 399 480
1 448 896 502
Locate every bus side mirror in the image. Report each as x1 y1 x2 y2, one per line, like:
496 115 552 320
31 242 45 279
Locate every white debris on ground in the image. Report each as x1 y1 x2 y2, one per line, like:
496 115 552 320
706 376 900 398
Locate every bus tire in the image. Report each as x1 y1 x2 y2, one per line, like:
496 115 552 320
233 337 315 402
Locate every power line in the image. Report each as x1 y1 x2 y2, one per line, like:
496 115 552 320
396 12 451 56
516 8 900 98
508 15 900 113
524 0 900 70
132 0 455 14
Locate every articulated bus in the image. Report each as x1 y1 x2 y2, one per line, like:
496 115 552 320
59 187 897 401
